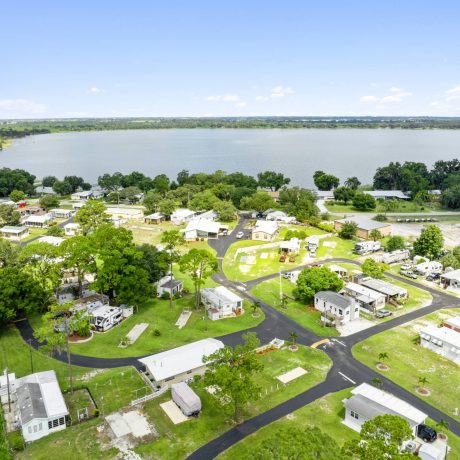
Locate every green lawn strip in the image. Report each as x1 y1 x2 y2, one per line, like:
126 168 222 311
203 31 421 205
325 200 438 214
315 235 358 260
135 345 332 459
218 388 358 459
352 309 460 423
0 326 90 391
251 278 339 337
65 298 263 358
21 228 47 242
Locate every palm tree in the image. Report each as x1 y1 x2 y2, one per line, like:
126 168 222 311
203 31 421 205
418 376 428 387
280 294 288 309
251 301 261 315
436 419 450 433
378 352 389 363
369 229 382 242
371 377 383 389
289 331 298 346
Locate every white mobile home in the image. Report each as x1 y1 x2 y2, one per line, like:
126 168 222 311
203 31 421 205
144 212 165 224
251 220 279 241
64 223 81 236
414 261 443 276
0 226 29 241
36 236 65 246
183 218 227 240
171 209 196 225
138 338 224 388
49 209 73 219
314 291 359 325
201 286 244 319
360 278 408 303
343 382 427 436
343 282 386 312
23 214 52 228
105 207 144 220
156 275 184 298
16 370 69 442
440 270 460 290
420 325 460 365
280 238 300 254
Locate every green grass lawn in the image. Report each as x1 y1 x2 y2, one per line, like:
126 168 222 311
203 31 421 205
315 235 358 260
251 278 339 337
136 345 332 459
353 308 460 423
62 297 264 358
325 200 439 215
21 227 48 242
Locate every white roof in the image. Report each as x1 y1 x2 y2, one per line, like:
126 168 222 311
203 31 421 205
420 325 460 348
360 278 407 297
201 286 243 305
445 316 460 329
441 269 460 281
106 207 143 216
184 218 221 234
253 220 278 235
0 226 27 234
351 383 427 425
17 370 68 419
416 261 442 269
25 214 51 223
138 338 224 381
279 238 300 250
345 282 386 301
328 264 348 273
145 212 164 219
50 208 71 214
64 222 80 229
36 236 65 246
418 443 444 460
172 208 196 218
364 190 409 199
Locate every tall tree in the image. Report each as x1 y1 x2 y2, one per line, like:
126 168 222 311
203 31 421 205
0 204 20 226
203 332 264 421
295 266 344 300
39 194 60 211
313 171 340 191
279 187 317 222
344 176 361 190
9 189 26 202
386 235 405 252
160 230 185 308
257 171 291 191
240 191 275 213
413 224 444 260
338 221 358 239
179 248 219 309
74 200 110 235
333 186 355 204
352 192 376 211
362 258 387 279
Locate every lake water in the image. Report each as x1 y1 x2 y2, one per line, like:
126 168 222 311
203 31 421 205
2 129 460 186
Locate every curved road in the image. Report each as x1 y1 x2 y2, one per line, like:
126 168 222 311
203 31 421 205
17 216 460 458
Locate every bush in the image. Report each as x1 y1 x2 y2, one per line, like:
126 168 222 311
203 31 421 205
373 214 387 222
317 222 334 232
8 431 25 451
93 408 100 417
160 291 170 300
153 329 161 336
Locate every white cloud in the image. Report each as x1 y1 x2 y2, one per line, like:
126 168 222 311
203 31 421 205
359 87 412 104
445 85 460 101
255 95 270 101
235 101 247 108
205 94 241 102
0 98 46 114
87 87 102 94
270 85 293 98
446 85 460 94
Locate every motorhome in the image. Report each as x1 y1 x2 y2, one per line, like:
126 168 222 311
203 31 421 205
377 249 410 264
414 261 443 276
355 241 381 255
89 305 123 332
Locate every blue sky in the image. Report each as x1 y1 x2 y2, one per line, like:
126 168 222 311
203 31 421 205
1 0 460 118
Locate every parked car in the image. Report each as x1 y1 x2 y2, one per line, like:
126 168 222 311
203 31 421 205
417 424 437 443
400 270 417 279
426 272 441 282
375 309 393 318
279 255 286 262
400 264 412 271
289 255 296 262
235 231 244 239
283 272 292 279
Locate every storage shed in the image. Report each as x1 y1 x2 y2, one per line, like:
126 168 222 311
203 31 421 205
171 382 201 416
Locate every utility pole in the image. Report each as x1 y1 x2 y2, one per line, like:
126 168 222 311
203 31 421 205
5 368 11 413
279 271 283 307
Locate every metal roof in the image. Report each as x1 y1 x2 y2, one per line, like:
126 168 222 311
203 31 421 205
421 325 460 348
139 338 224 381
0 226 27 233
201 286 243 305
360 278 407 297
349 383 427 425
315 291 353 310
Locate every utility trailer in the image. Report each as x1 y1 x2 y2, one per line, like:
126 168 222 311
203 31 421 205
171 382 201 416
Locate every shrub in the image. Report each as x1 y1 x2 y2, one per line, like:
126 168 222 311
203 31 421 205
153 329 161 336
160 291 170 300
8 431 25 451
373 214 387 222
93 408 100 417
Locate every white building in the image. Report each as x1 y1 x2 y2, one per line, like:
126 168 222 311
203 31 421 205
440 269 460 290
420 325 460 365
444 316 460 333
36 236 65 246
343 382 427 436
266 210 296 223
138 338 224 388
23 214 52 228
280 237 300 254
363 190 409 200
49 209 73 219
360 278 408 303
144 212 165 224
156 275 184 298
251 220 279 241
328 264 348 278
70 190 104 201
414 261 443 276
64 223 81 236
15 370 69 442
314 291 359 325
171 208 197 225
183 218 228 240
0 226 29 241
343 282 386 312
201 286 244 320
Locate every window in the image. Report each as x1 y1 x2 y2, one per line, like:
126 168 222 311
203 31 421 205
186 370 192 374
59 417 65 426
338 309 343 315
165 376 175 382
350 410 359 420
52 419 59 428
48 421 52 429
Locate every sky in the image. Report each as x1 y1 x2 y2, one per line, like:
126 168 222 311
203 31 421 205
1 0 460 118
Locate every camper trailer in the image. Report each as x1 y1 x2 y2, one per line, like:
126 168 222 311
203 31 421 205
355 241 381 255
378 249 410 264
90 305 123 332
414 261 443 276
171 382 202 416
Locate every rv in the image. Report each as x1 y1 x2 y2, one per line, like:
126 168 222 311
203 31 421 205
90 305 123 332
414 261 443 276
355 241 381 255
377 249 410 264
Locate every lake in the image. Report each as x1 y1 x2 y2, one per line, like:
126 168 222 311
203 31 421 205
2 129 460 186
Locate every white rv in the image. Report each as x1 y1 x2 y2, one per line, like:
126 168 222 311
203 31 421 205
355 241 381 255
378 249 410 264
90 305 123 332
414 261 443 276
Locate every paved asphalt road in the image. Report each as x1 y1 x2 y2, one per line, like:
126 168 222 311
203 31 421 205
17 216 460 458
